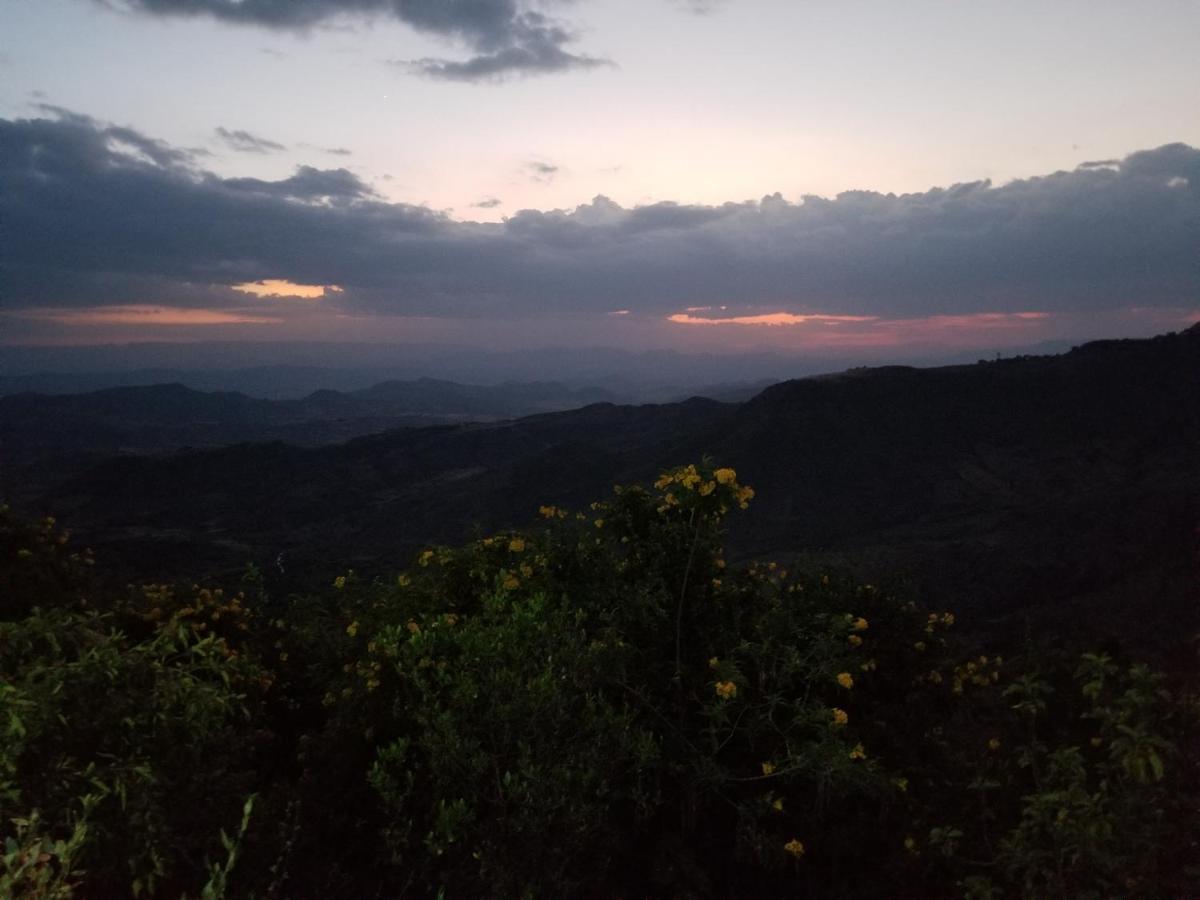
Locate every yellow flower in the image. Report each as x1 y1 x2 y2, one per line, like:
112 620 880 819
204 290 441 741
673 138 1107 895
397 574 411 587
654 473 673 490
346 620 358 637
406 620 421 634
333 575 346 590
783 838 805 858
893 777 908 792
502 574 520 590
736 485 755 508
831 708 849 727
988 737 1001 751
698 481 716 496
419 549 434 566
708 656 720 669
904 836 917 853
849 743 866 760
715 467 737 485
772 798 784 812
836 672 854 689
714 680 738 700
941 612 956 626
761 761 776 775
847 634 863 647
520 563 533 578
594 519 605 528
852 617 869 631
508 537 525 552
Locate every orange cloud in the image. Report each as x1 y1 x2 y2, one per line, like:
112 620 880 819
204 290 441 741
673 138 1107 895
231 280 342 299
662 308 1062 350
17 305 283 326
667 311 880 327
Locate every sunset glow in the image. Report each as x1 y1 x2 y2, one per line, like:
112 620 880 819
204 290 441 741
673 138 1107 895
667 312 880 327
17 306 284 326
231 281 342 300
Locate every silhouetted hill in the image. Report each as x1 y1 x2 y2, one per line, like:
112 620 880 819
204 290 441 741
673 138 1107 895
13 327 1199 655
0 378 621 467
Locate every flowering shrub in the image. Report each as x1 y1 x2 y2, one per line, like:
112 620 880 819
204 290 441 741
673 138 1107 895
1 469 1196 896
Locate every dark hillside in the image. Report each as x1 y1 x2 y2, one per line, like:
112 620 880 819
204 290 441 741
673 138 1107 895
703 328 1199 648
18 327 1199 654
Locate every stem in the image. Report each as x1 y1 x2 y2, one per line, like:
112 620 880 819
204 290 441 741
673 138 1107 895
674 508 701 683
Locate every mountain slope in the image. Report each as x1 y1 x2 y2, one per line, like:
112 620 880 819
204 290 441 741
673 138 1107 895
0 378 621 466
20 326 1200 652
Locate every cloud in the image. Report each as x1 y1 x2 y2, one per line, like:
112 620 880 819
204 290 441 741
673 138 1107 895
298 141 353 156
401 10 611 82
472 197 503 208
216 126 287 153
15 305 282 326
2 108 1198 329
525 161 559 183
224 165 377 202
94 0 609 82
673 0 726 14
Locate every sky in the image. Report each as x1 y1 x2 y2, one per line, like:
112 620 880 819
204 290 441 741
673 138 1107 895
1 0 1198 357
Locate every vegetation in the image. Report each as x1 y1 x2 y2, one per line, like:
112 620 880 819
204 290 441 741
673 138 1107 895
2 463 1196 897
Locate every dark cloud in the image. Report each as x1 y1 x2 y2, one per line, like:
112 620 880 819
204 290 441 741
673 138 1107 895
31 104 200 168
472 197 503 208
216 126 287 153
298 142 355 156
2 109 1197 323
525 160 559 182
93 0 609 82
223 165 377 202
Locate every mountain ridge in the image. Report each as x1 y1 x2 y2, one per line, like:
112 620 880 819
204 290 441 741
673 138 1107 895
10 327 1198 655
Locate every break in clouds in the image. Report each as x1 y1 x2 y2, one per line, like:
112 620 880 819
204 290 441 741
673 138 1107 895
1 108 1197 323
92 0 609 81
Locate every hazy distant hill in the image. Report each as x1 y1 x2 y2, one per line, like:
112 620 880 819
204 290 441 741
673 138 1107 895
0 378 620 466
0 341 1012 398
13 326 1199 655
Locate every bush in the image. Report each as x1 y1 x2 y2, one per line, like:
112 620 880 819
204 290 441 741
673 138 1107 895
2 465 1196 896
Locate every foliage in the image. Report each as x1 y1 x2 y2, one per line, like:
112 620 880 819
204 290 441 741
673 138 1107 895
1 468 1196 897
0 526 268 896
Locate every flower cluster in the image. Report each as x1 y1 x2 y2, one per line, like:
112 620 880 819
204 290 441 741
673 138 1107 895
784 838 806 858
653 463 755 515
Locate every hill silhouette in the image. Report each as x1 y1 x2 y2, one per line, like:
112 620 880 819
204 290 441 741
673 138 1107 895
0 378 620 466
13 326 1199 655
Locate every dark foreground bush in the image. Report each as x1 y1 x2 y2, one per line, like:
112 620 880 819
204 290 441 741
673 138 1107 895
1 468 1196 897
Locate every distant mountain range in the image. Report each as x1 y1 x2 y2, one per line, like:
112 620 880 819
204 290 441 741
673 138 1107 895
0 339 1080 399
9 326 1198 658
0 378 620 466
